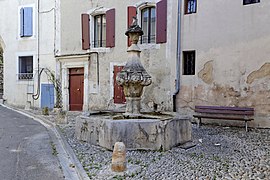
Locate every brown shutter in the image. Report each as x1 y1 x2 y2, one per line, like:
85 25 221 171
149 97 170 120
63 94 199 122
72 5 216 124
156 0 167 43
114 66 126 104
81 14 90 50
127 6 137 47
106 9 115 48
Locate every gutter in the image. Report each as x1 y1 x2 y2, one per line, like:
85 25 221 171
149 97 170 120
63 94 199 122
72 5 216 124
173 0 182 112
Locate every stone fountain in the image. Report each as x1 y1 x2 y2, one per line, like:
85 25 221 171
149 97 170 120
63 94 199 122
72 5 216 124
116 17 152 118
75 18 192 151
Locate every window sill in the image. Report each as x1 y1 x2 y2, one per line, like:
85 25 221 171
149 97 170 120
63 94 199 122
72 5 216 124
16 79 34 84
138 43 160 50
18 35 36 41
184 12 197 15
89 47 112 53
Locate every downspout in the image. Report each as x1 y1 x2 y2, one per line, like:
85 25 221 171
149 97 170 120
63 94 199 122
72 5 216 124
87 52 99 87
32 0 41 100
173 0 182 112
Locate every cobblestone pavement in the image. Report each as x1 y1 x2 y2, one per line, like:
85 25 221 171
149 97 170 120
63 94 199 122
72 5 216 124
32 110 270 180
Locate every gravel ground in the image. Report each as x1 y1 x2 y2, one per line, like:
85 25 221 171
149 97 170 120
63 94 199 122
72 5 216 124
28 109 270 180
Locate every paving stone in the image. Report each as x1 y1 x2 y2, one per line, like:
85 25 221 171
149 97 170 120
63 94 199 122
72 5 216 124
27 108 270 180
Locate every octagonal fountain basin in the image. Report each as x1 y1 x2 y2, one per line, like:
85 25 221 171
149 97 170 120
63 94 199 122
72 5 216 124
75 111 192 151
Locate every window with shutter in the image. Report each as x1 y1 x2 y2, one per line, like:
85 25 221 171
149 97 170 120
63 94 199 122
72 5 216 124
87 8 115 49
20 7 33 37
138 0 167 44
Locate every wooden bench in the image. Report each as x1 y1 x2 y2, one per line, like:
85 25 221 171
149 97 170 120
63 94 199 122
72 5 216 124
193 106 254 132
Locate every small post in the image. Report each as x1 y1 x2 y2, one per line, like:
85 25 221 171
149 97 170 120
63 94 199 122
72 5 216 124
245 121 248 132
111 142 127 172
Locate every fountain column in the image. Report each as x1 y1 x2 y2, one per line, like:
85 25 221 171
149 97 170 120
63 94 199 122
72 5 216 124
116 18 152 118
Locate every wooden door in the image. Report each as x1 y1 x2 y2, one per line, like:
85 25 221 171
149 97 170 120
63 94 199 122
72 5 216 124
69 68 84 111
114 66 126 104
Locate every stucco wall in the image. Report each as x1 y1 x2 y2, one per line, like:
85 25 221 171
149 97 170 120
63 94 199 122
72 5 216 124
178 0 270 127
0 0 57 108
59 0 178 112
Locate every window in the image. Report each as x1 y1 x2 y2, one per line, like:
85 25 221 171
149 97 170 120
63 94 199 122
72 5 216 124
18 56 33 80
141 7 156 44
127 0 167 46
243 0 260 5
81 9 115 49
183 51 195 75
20 7 33 37
185 0 197 14
93 14 106 48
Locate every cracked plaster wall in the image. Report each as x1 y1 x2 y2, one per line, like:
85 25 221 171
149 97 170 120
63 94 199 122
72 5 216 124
178 0 270 127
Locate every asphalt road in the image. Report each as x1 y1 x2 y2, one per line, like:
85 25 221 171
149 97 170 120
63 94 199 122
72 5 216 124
0 105 64 180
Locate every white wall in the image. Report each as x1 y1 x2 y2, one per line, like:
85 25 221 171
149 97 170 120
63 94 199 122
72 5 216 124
0 0 58 108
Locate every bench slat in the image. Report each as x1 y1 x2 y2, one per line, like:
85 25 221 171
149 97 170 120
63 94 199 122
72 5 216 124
193 115 254 121
195 109 254 115
195 106 254 111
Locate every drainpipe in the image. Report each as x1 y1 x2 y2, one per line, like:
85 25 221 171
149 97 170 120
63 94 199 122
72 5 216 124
173 0 182 112
87 52 99 87
32 0 41 100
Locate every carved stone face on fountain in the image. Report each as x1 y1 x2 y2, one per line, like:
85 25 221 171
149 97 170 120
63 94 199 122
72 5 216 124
116 17 152 117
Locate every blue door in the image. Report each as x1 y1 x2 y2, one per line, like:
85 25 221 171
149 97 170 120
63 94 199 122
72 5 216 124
41 84 55 109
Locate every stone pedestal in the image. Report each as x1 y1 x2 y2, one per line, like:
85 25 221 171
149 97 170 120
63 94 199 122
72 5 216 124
124 97 141 117
75 115 192 151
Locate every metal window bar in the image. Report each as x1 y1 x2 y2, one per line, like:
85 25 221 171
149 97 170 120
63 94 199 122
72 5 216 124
141 7 156 44
187 0 196 14
183 52 195 75
17 73 33 80
94 14 106 48
92 40 106 48
243 0 260 5
140 35 156 44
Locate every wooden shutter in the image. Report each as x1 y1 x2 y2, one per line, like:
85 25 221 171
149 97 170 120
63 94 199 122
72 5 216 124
106 9 115 48
23 7 33 37
20 8 24 37
81 14 90 50
156 0 167 43
114 66 126 104
127 6 137 47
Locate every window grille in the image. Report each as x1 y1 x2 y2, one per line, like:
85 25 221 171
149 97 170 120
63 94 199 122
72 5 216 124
185 0 197 14
243 0 260 5
18 56 33 80
94 14 106 48
183 51 196 75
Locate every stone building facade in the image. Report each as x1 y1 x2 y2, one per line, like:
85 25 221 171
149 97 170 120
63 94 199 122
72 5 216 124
1 0 270 128
0 0 60 108
57 0 177 112
177 0 270 128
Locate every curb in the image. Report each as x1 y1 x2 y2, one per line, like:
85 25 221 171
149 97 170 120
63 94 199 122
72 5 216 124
0 104 90 180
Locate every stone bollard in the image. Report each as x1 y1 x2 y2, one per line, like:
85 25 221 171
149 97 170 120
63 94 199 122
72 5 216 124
111 142 127 172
